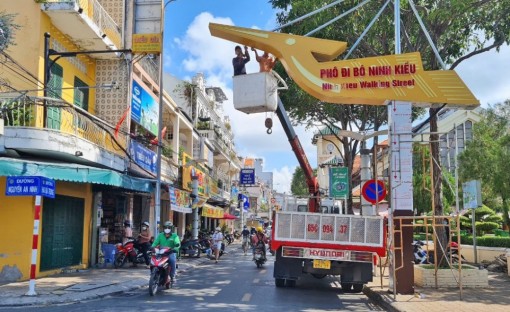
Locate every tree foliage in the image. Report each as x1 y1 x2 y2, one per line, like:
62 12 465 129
459 101 510 231
0 11 20 52
269 0 510 218
290 166 317 196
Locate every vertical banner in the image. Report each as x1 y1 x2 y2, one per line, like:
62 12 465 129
329 167 348 198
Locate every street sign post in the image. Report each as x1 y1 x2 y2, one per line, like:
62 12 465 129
361 179 386 204
239 168 255 185
5 175 55 296
329 167 348 198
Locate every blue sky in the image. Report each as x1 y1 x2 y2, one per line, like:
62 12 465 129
162 1 510 194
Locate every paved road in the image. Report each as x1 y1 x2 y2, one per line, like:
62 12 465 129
4 249 385 312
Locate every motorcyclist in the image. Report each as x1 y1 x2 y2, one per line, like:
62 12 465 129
241 225 251 255
137 221 152 268
151 221 180 283
251 227 268 260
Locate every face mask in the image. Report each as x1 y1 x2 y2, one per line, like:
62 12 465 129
164 229 171 234
142 227 147 230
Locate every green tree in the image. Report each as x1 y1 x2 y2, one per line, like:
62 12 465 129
270 0 510 260
290 166 317 196
0 11 19 52
459 101 510 232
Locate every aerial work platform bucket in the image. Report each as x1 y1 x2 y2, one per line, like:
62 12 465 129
233 71 287 114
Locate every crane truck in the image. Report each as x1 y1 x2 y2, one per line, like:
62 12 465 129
270 97 386 292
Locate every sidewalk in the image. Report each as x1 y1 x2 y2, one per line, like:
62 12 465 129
0 248 223 307
364 268 510 312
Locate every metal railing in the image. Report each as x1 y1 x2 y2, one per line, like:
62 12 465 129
42 0 122 48
0 95 127 156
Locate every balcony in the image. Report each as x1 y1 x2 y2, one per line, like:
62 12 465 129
41 0 122 58
0 95 126 171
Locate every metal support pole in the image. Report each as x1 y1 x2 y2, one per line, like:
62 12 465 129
43 33 50 128
154 1 165 237
472 210 478 263
191 176 199 239
26 195 42 296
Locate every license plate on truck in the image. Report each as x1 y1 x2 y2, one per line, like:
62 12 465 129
313 259 331 269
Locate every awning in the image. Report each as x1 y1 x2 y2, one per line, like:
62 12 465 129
221 213 237 220
201 203 224 219
0 158 154 193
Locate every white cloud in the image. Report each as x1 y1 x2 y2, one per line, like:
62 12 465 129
456 45 510 106
273 166 294 194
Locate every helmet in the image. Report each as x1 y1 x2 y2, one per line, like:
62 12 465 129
142 221 150 227
163 221 173 229
124 220 131 227
256 227 263 233
215 227 221 232
243 225 247 229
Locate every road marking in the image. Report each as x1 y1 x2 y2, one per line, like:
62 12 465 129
241 293 252 302
259 269 267 274
253 278 260 283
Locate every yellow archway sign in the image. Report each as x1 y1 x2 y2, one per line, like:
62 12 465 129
209 23 479 107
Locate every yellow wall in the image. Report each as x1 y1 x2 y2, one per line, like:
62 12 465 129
2 0 96 115
0 177 93 281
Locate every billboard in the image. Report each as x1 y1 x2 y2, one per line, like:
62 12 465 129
131 79 159 136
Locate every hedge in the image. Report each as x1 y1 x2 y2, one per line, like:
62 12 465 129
413 234 510 248
452 235 510 248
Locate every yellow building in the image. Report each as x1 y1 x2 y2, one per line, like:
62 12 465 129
0 0 154 282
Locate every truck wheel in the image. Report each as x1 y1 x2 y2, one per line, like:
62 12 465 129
341 282 352 292
285 279 296 287
311 273 327 279
275 278 285 287
352 283 364 293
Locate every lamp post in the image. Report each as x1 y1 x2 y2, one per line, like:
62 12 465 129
154 0 176 236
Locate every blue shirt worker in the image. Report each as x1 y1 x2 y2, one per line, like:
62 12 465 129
232 45 250 76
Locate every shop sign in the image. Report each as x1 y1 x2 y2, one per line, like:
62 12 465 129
201 204 224 218
131 79 159 136
132 33 161 54
181 153 209 196
169 187 192 214
129 140 157 174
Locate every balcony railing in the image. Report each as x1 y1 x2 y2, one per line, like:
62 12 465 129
41 0 122 49
0 95 127 156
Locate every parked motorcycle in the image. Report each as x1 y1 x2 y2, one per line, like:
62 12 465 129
253 241 266 268
148 247 175 296
224 233 234 245
179 238 201 258
413 241 431 264
114 239 150 268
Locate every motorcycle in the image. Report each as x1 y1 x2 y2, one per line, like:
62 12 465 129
253 241 266 268
148 247 175 296
114 239 150 268
179 238 201 258
224 233 234 245
413 241 430 264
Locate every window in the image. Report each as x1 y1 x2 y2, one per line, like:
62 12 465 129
73 77 89 111
47 63 63 130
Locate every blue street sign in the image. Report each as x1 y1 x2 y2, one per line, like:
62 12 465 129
361 179 387 204
5 176 55 198
129 140 157 174
239 168 255 185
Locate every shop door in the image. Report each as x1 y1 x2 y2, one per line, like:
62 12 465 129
40 195 84 271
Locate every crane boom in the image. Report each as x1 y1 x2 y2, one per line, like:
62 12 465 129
275 97 320 212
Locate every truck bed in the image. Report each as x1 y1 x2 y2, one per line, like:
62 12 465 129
272 211 386 257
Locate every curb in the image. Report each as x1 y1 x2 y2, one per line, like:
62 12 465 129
363 286 401 312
